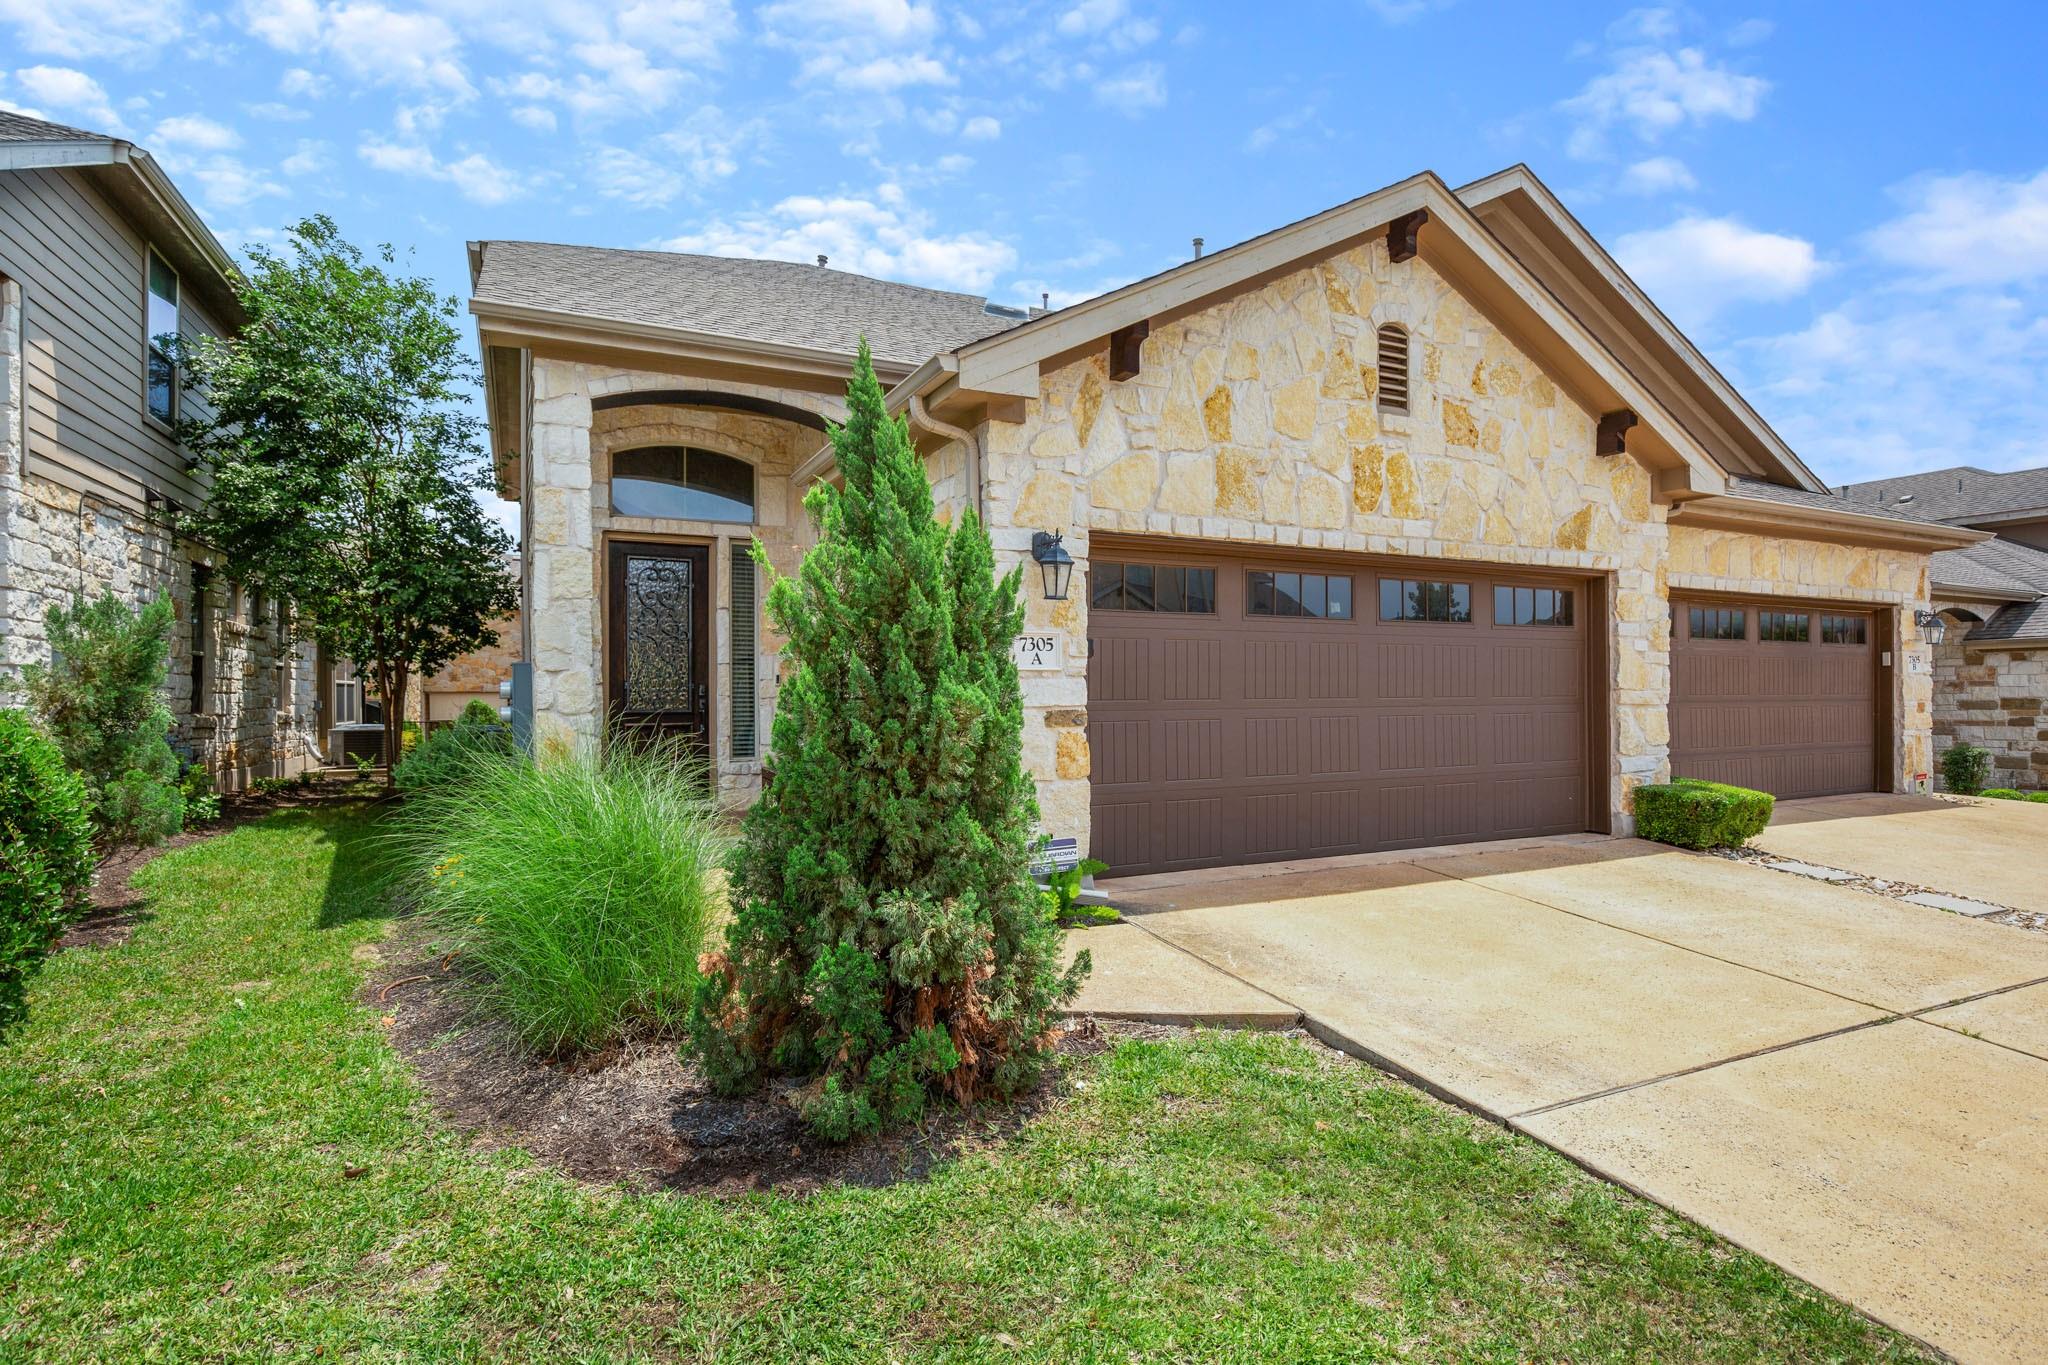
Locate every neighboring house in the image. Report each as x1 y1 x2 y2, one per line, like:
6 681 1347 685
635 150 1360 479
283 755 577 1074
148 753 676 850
470 165 1984 877
0 110 318 789
1840 467 2048 790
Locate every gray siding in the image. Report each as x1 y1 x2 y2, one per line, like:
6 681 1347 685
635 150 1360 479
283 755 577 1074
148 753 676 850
0 165 221 510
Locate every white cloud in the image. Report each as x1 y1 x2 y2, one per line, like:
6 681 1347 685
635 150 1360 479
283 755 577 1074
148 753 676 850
1620 155 1697 195
280 138 330 176
240 1 473 98
0 0 184 61
150 114 241 152
243 101 312 122
1245 103 1324 153
1361 0 1454 21
509 104 556 132
1742 293 2048 484
1862 168 2048 289
661 186 1017 293
241 0 322 51
760 0 952 96
1094 62 1165 114
1057 0 1123 34
1561 46 1767 159
961 115 1001 140
186 158 287 208
359 136 521 204
279 67 328 98
10 65 124 132
1614 215 1822 326
590 146 684 208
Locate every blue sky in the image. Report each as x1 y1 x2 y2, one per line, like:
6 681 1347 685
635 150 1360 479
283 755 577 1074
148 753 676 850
3 0 2045 499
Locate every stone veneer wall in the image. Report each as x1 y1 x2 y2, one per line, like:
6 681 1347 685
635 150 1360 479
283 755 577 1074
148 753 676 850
959 238 1934 845
524 358 844 804
1933 625 2048 790
422 606 523 722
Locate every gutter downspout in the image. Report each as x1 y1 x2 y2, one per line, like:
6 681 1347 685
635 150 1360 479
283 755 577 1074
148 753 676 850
908 393 982 524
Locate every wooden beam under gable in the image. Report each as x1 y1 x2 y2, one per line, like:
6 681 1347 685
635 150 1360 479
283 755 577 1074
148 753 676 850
1386 208 1430 263
1108 318 1150 381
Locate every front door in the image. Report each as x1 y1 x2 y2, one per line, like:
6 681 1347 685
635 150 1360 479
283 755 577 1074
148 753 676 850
607 540 711 760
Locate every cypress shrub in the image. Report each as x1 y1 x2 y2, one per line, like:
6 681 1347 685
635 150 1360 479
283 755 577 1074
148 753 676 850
686 341 1085 1141
23 592 184 845
1635 778 1775 850
0 710 95 1036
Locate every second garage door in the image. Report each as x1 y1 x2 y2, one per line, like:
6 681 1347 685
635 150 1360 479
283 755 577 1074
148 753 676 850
1087 548 1592 877
1669 596 1884 799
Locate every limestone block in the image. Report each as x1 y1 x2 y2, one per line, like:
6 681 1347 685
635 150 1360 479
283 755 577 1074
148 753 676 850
1225 341 1260 380
1091 452 1159 512
1437 482 1482 543
1555 505 1593 551
1158 455 1217 516
1014 471 1077 529
1299 472 1346 530
1030 422 1080 465
1271 376 1318 441
1217 447 1261 518
1385 451 1422 518
1055 728 1091 779
1202 385 1233 442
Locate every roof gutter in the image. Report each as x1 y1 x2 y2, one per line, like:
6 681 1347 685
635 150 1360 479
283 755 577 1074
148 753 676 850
1930 579 2040 603
791 352 956 488
1668 493 1992 553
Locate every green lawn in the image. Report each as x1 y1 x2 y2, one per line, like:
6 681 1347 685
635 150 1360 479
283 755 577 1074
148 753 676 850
1 808 1926 1362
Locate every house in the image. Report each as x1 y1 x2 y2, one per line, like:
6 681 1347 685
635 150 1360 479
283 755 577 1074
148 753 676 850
469 165 1985 876
0 110 318 789
1839 467 2048 790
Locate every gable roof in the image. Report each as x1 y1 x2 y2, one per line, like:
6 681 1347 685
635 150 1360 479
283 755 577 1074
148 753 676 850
0 105 241 324
1457 166 1825 494
468 240 1026 371
1931 537 2048 643
1838 465 2048 525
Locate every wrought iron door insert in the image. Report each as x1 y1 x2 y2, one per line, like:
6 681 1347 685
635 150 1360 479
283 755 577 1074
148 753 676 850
607 541 711 758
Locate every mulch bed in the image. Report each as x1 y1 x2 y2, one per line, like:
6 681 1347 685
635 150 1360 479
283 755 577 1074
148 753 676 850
57 784 392 951
363 916 1149 1197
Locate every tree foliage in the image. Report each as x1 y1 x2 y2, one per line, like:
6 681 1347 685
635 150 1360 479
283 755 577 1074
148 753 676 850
172 215 516 780
23 592 184 844
687 342 1085 1140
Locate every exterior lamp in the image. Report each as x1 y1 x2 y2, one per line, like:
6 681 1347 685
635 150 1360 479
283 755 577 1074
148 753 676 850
1914 610 1947 647
1031 531 1074 601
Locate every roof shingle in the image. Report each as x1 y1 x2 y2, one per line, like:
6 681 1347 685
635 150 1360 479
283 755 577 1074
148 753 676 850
470 240 1026 368
1931 537 2048 643
0 108 112 143
1838 465 2048 523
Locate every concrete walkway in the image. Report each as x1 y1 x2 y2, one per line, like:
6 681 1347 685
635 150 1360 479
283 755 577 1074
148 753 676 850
1756 792 2048 913
1069 834 2048 1363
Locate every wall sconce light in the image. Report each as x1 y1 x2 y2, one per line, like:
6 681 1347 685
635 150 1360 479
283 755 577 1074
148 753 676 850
1031 530 1074 602
1914 609 1947 647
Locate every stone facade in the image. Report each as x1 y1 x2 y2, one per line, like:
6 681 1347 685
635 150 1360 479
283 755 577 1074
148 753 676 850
0 472 320 789
421 602 522 725
939 239 1934 842
524 358 844 804
1933 628 2048 791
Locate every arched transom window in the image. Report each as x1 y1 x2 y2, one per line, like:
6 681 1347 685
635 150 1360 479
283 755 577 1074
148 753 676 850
610 446 756 523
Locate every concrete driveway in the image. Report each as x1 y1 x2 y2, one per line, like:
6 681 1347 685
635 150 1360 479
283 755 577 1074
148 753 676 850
1079 835 2048 1363
1755 792 2048 913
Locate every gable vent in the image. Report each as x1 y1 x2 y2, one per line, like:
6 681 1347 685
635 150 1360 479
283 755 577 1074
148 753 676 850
1376 323 1410 415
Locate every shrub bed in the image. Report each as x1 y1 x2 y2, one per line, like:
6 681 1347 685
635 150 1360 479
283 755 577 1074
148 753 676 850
392 715 513 793
1980 788 2028 801
387 745 727 1055
0 710 95 1035
1634 778 1775 850
1940 742 1991 796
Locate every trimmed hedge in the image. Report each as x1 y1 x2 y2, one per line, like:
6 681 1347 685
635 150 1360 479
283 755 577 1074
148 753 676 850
1 709 95 1036
1981 788 2028 801
1634 777 1775 850
2032 793 2048 805
1940 742 1991 796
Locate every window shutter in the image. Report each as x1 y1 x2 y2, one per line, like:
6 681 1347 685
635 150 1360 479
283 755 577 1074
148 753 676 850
730 544 757 759
1376 324 1410 414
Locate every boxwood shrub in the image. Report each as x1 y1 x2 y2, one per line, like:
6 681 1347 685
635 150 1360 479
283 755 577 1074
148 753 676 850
1980 788 2027 801
1 709 95 1036
1634 777 1775 850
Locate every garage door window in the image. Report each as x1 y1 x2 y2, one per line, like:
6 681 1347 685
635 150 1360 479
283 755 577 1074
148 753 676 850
1091 563 1216 613
1759 611 1811 643
1494 584 1573 627
1821 614 1867 645
1688 607 1745 641
1380 578 1471 623
1248 570 1351 619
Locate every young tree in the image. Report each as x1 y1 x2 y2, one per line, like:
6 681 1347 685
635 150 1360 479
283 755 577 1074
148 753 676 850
173 216 515 781
23 593 184 844
687 341 1086 1141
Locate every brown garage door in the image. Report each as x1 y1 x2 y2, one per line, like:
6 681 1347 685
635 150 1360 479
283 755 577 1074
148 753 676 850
1669 597 1883 799
1087 549 1591 877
